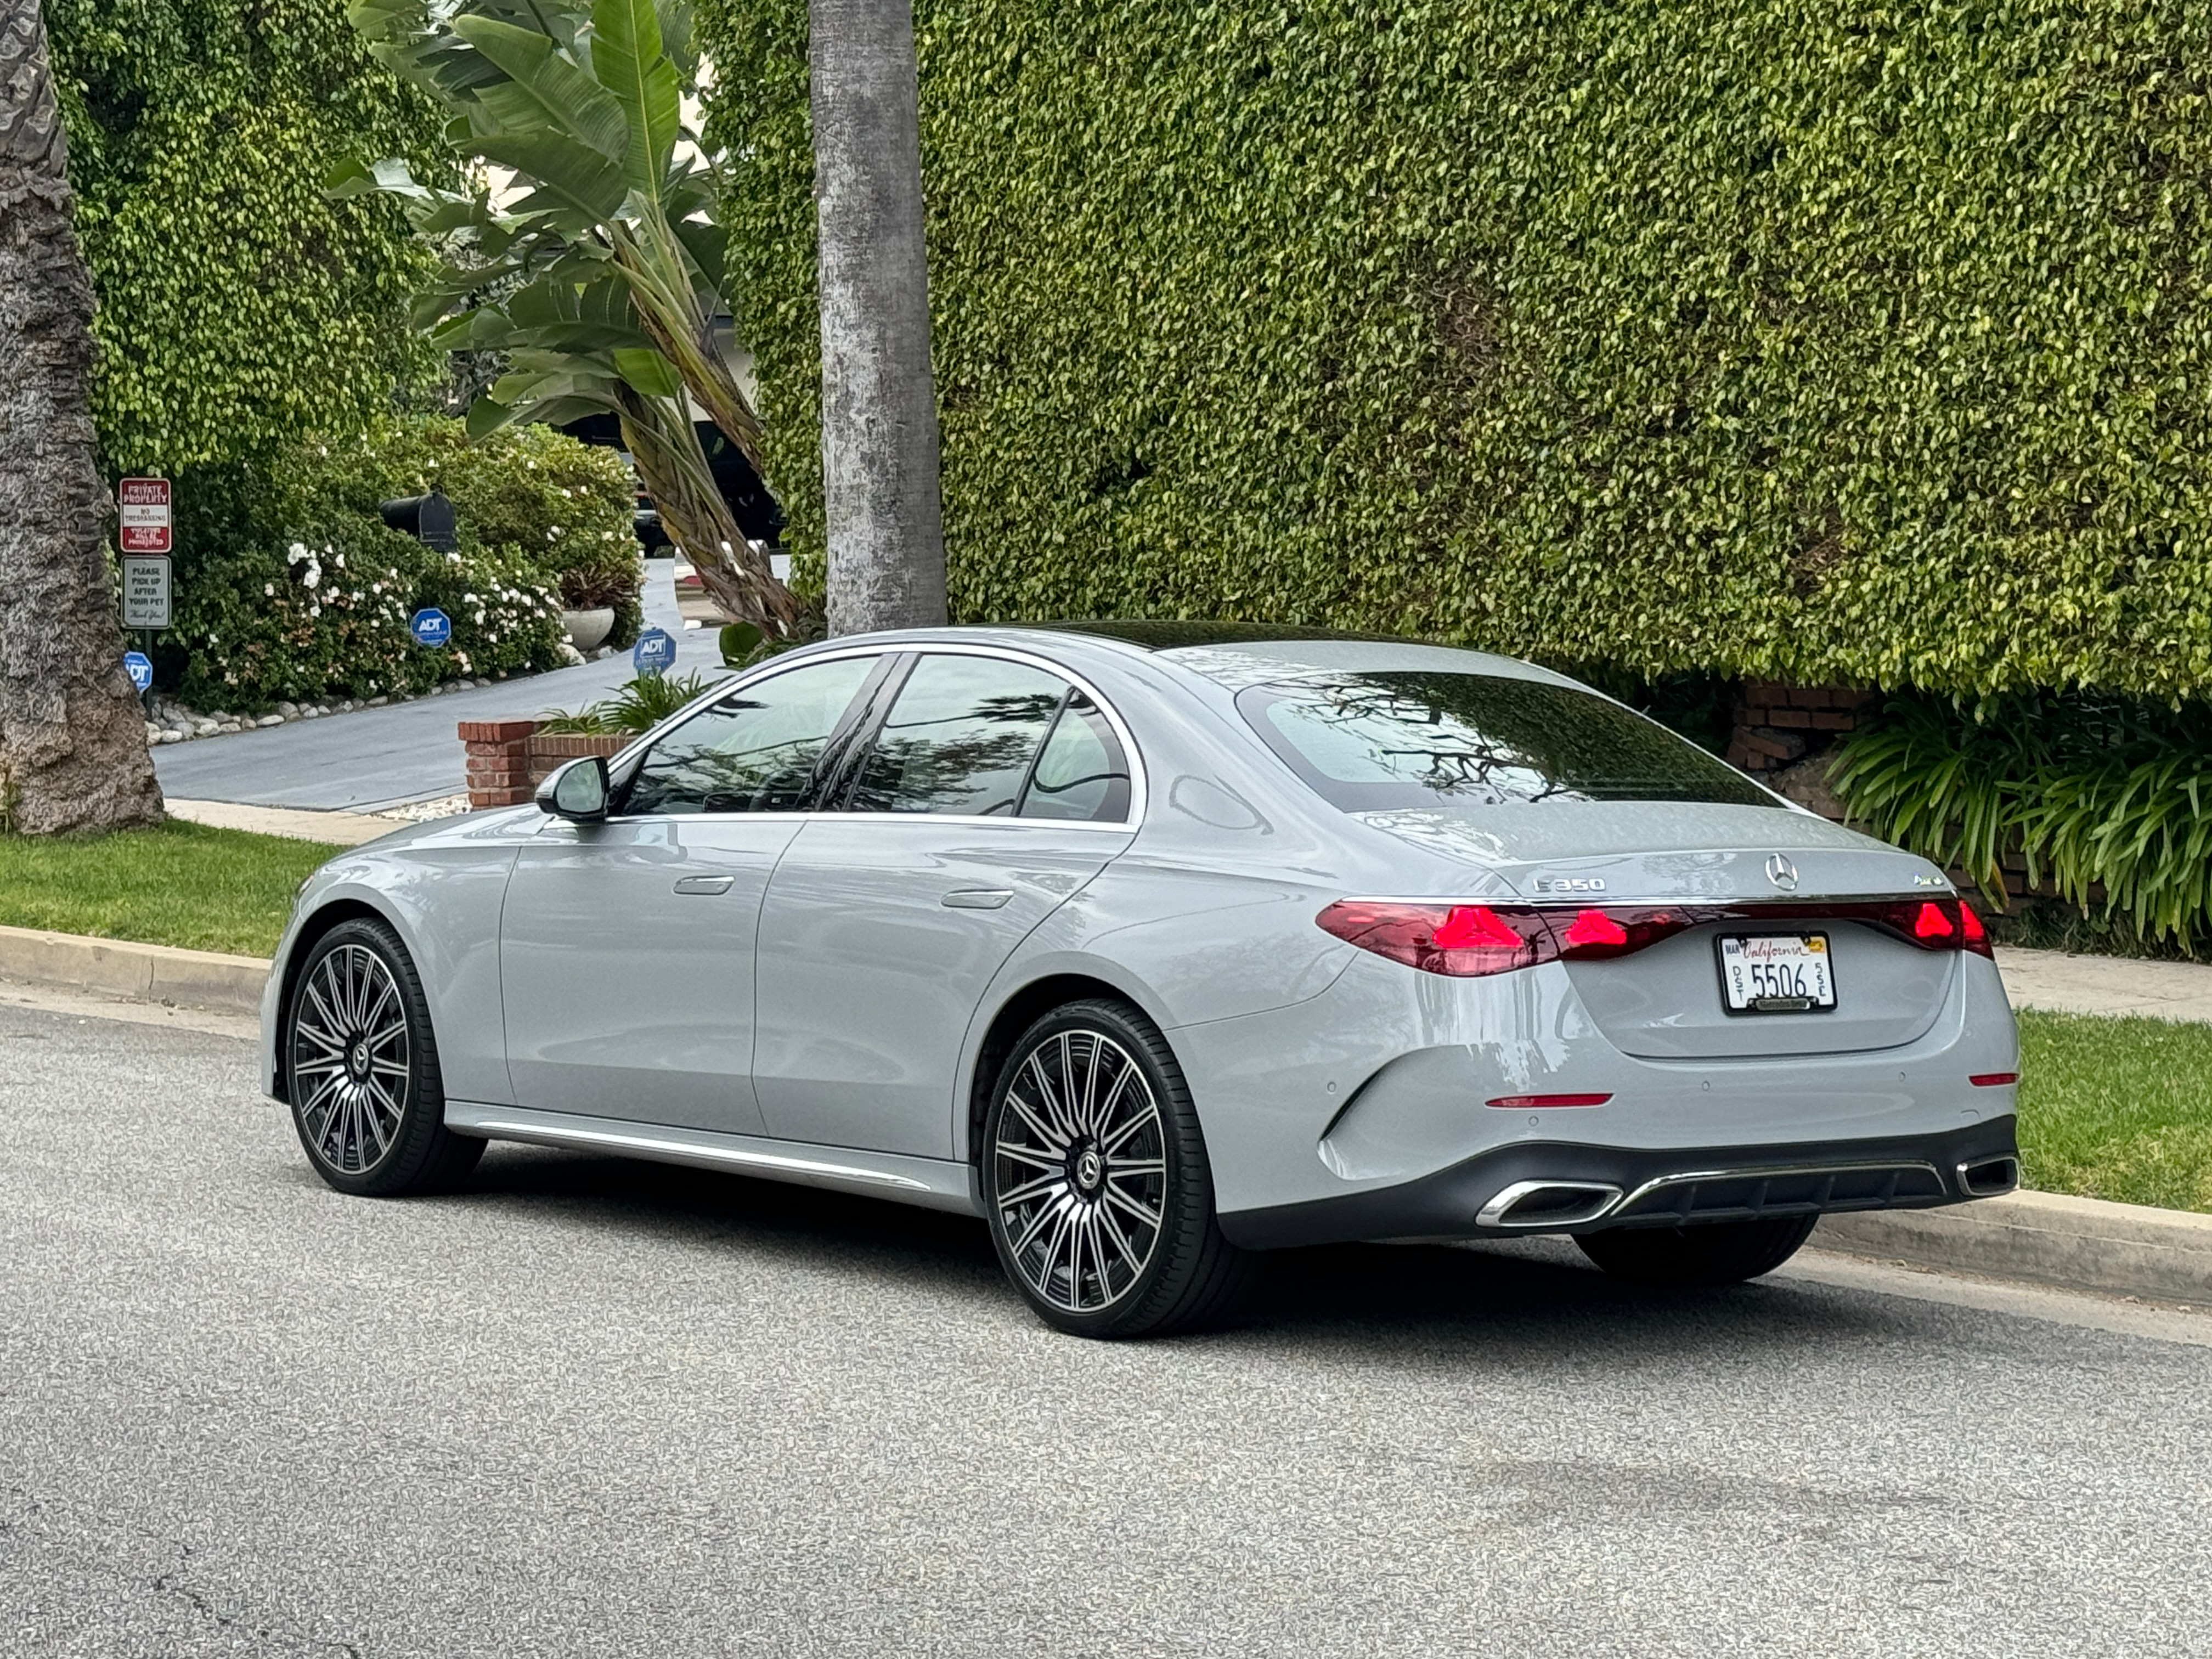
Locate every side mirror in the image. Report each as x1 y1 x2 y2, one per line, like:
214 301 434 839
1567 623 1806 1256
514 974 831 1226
536 756 610 822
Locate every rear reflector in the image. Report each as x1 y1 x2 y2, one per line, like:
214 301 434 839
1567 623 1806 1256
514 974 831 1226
1317 894 1998 978
1486 1092 1613 1109
1970 1072 2019 1087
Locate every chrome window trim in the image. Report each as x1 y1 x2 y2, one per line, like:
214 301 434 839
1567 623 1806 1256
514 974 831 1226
596 638 1149 830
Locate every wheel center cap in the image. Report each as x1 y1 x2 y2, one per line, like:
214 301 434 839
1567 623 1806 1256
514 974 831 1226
348 1039 370 1079
1074 1146 1103 1192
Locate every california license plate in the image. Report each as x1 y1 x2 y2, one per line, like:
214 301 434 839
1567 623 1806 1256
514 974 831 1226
1717 934 1836 1013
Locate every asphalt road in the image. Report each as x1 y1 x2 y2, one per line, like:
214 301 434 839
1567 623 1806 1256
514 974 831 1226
4 1000 2209 1658
151 560 729 812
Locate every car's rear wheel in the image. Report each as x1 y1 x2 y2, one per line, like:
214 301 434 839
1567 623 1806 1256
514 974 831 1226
285 917 483 1197
982 999 1249 1338
1576 1214 1818 1287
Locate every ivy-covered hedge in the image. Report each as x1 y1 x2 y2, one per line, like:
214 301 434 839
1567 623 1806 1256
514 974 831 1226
707 0 2212 698
170 419 637 708
49 0 443 475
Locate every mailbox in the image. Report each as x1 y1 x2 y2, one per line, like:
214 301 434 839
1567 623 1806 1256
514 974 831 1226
379 490 458 552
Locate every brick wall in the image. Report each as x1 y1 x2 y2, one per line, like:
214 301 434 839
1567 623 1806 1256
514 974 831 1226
1726 681 1877 774
458 720 628 809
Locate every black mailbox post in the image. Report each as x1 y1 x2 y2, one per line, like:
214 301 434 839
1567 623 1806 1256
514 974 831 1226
379 489 458 552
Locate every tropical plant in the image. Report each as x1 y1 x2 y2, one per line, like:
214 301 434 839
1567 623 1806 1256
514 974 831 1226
0 0 162 834
537 670 719 732
1831 693 2212 950
329 0 802 636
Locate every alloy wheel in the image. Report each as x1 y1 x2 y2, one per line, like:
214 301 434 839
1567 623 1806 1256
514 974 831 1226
290 943 411 1175
991 1029 1169 1314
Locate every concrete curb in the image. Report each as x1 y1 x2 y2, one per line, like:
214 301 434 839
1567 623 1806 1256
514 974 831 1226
0 924 269 1018
1814 1191 2212 1307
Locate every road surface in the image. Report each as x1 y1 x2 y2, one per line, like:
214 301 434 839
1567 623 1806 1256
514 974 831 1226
2 996 2207 1657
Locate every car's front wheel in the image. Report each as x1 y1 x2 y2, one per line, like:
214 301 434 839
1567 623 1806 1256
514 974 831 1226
1576 1214 1818 1287
284 917 483 1197
982 999 1249 1338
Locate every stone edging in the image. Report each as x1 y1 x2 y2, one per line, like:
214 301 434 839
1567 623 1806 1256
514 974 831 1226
1814 1192 2211 1308
0 924 268 1018
0 923 2204 1308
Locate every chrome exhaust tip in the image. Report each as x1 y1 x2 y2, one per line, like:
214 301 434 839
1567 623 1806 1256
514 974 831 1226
1956 1155 2020 1199
1477 1180 1624 1230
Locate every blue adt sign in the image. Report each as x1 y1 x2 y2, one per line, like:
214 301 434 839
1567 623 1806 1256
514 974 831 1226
410 607 452 648
632 626 677 676
123 651 154 693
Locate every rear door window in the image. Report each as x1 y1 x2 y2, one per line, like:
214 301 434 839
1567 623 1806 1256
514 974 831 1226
1237 672 1776 810
1019 692 1132 822
848 654 1069 816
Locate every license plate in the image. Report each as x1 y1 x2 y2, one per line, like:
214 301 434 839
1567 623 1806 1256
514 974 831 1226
1717 934 1836 1014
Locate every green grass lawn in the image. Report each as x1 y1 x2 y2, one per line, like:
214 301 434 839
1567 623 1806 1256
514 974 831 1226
2018 1009 2212 1213
0 820 340 958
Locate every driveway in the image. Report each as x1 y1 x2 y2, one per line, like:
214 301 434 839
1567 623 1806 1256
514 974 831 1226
150 558 731 812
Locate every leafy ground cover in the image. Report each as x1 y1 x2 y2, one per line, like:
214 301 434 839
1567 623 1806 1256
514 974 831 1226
2018 1011 2212 1214
0 821 338 958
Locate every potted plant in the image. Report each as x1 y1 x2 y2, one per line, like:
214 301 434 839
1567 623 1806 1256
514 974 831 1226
557 562 631 652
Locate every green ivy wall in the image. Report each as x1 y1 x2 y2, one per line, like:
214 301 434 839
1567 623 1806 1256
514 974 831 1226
48 0 443 476
706 0 2212 698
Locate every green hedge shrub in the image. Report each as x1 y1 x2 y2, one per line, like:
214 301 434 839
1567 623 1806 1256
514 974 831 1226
705 0 2212 699
168 418 637 707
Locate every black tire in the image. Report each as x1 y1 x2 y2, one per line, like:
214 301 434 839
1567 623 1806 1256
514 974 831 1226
1576 1214 1818 1288
284 917 483 1198
981 998 1251 1338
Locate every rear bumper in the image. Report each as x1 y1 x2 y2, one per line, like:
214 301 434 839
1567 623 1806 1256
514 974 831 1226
1217 1115 2019 1250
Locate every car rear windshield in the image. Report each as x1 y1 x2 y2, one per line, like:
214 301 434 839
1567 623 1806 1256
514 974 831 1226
1236 672 1777 810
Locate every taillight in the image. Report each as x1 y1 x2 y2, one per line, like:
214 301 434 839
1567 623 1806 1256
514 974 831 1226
1317 893 1995 978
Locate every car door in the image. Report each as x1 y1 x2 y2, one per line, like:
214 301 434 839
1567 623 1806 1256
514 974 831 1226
752 648 1141 1156
500 651 891 1132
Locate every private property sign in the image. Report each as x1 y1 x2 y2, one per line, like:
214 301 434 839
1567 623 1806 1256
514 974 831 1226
118 478 172 553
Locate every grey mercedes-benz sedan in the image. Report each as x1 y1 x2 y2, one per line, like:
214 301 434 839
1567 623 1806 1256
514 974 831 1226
262 623 2021 1336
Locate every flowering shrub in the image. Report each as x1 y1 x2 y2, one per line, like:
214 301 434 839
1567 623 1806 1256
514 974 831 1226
174 522 566 707
166 416 635 706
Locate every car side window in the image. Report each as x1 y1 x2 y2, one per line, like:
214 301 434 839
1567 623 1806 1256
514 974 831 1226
848 654 1068 816
1018 692 1132 822
622 656 878 816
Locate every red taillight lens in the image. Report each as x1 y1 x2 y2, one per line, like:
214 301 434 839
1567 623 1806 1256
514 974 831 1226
1314 900 1542 977
1432 904 1525 950
1562 909 1629 949
1959 902 1993 957
1486 1092 1613 1108
1914 901 1954 939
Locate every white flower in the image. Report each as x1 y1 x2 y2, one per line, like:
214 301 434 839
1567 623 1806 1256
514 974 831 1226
264 583 275 596
560 487 572 498
601 531 615 541
302 562 322 589
523 459 536 470
546 528 559 540
335 552 346 568
287 543 308 563
447 551 461 564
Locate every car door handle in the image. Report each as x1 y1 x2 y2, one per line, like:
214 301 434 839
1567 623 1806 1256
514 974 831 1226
941 888 1014 910
673 875 736 896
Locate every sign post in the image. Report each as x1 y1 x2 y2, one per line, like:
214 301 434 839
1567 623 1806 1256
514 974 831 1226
117 479 172 711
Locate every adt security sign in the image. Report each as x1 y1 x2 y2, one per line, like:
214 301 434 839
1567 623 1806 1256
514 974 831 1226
632 626 677 675
410 607 453 648
123 651 154 693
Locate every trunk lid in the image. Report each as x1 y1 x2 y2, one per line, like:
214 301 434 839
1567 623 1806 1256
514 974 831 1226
1353 802 1959 1059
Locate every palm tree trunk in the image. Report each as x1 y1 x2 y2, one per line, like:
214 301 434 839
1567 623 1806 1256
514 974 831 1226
808 0 948 635
0 0 162 834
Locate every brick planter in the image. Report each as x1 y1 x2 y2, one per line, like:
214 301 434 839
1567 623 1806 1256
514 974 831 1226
458 720 629 809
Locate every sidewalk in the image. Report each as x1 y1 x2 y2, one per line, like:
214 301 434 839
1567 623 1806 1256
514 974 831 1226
1995 946 2212 1023
150 557 725 812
